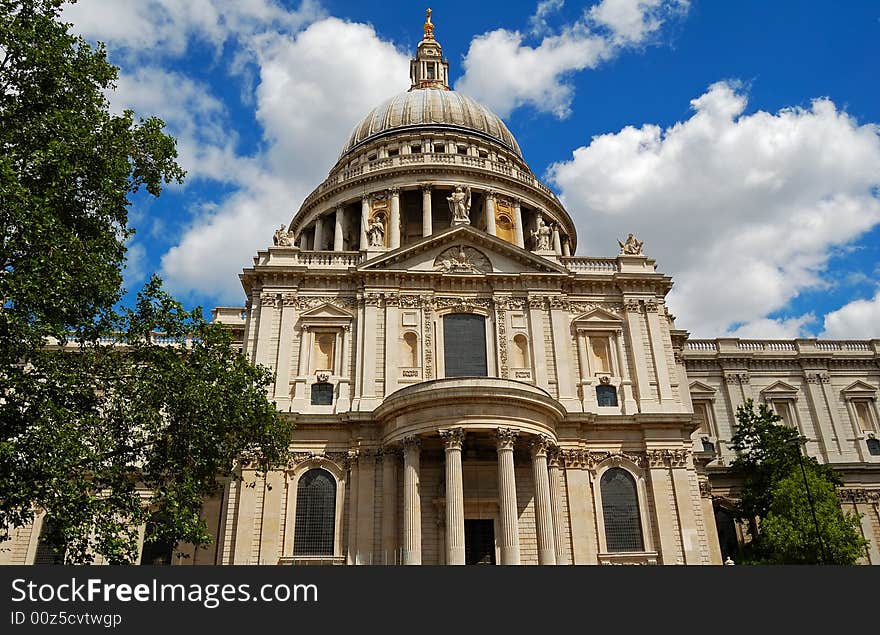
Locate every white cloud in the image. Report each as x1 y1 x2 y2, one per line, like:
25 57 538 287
455 0 688 118
64 0 323 56
159 18 410 302
727 315 816 340
821 290 880 339
530 0 566 36
548 81 880 337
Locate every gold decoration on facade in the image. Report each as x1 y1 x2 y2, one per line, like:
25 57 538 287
424 8 434 40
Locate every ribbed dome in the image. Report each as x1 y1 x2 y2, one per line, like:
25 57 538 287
341 89 522 159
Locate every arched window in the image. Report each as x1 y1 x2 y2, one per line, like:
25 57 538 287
402 332 419 367
512 334 529 369
443 313 487 377
600 468 644 552
33 517 65 565
293 469 337 556
140 513 175 565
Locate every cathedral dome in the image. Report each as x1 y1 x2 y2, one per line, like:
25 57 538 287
341 89 522 159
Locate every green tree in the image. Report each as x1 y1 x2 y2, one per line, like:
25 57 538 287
729 399 867 564
0 1 292 563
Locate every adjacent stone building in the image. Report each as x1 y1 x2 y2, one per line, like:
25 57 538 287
3 12 879 565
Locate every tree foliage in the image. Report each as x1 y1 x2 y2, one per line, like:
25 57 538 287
728 399 867 564
0 1 292 563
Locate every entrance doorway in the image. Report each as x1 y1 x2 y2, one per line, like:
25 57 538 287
464 519 496 565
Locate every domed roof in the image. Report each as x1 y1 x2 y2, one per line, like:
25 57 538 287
341 89 523 159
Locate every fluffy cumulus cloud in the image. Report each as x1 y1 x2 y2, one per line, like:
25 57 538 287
456 0 688 118
548 81 880 337
821 290 880 339
159 18 410 301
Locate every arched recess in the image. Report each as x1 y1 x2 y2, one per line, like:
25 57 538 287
282 458 347 563
591 457 655 556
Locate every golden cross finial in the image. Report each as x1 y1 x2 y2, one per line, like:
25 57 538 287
424 8 435 39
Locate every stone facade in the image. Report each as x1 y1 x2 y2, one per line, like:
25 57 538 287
3 13 879 566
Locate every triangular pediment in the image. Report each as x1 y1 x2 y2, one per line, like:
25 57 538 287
572 307 623 324
760 380 800 396
689 380 717 396
358 225 569 275
299 303 354 320
841 380 877 396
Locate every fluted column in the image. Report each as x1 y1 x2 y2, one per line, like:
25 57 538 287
562 238 571 256
496 428 520 564
381 448 398 564
313 215 324 252
485 191 497 236
360 195 370 250
530 436 557 565
346 451 359 565
440 428 466 565
548 448 569 564
551 224 562 255
402 436 422 565
513 199 525 248
333 205 344 251
389 187 401 249
422 184 432 237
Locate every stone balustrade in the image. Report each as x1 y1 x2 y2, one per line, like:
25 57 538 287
560 256 620 274
684 338 880 356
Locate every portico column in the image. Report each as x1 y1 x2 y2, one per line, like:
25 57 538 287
440 428 466 565
422 184 432 237
531 436 557 565
333 205 344 252
496 428 521 565
485 191 497 236
552 224 562 255
562 238 571 257
547 448 569 564
513 199 525 248
402 436 422 565
313 215 324 252
389 187 401 249
360 195 370 250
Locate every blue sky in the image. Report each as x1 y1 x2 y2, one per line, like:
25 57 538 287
63 0 880 338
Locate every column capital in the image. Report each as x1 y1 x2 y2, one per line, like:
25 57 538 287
495 427 519 451
439 428 465 450
389 186 401 197
421 183 433 192
485 189 497 201
336 203 345 213
361 193 372 203
402 435 422 452
530 435 554 458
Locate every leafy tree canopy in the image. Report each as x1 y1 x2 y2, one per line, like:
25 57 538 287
728 399 867 564
0 1 292 564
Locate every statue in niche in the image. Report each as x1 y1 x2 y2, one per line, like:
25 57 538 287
530 214 553 251
447 185 472 225
367 215 386 248
618 233 644 256
273 223 293 247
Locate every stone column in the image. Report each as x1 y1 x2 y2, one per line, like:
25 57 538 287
562 239 571 257
389 187 401 249
381 448 398 565
402 436 422 565
531 436 557 565
513 199 525 248
644 300 674 407
552 224 562 255
360 195 370 250
548 449 569 564
646 450 681 564
272 294 298 407
346 451 359 565
313 215 324 252
440 428 466 565
333 205 344 252
485 191 497 236
422 184 433 237
496 428 521 565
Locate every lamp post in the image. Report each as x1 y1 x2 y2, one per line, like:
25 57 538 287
787 435 829 564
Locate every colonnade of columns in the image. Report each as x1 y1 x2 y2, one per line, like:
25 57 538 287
298 185 568 255
396 427 558 565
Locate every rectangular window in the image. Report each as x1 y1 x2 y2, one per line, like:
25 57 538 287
427 64 435 79
694 402 712 435
410 144 422 154
854 401 875 432
773 401 796 428
443 314 488 377
388 148 399 157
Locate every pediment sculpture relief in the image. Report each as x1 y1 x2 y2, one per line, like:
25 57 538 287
433 245 491 274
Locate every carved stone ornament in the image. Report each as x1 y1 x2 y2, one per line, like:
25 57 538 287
495 428 519 450
273 223 294 247
433 245 491 274
646 448 691 469
561 450 644 470
438 428 466 450
618 233 645 256
316 372 330 383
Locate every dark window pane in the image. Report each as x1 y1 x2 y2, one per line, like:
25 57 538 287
443 314 487 377
867 438 880 456
601 468 644 552
596 385 618 407
714 507 739 561
465 519 496 565
140 514 175 565
311 383 334 405
34 518 65 565
294 469 336 556
701 439 716 454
